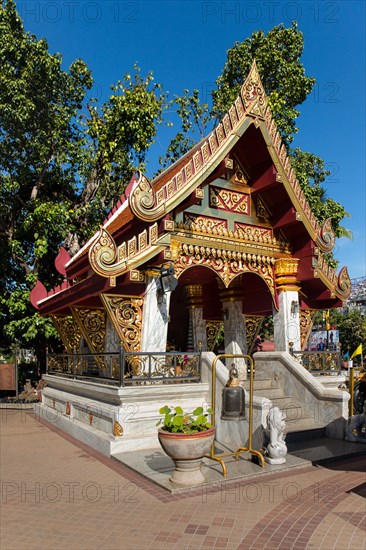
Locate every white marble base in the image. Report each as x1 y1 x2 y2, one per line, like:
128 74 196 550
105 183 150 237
38 375 211 456
265 456 286 464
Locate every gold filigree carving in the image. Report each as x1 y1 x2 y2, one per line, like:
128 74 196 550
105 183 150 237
300 309 317 350
274 258 300 292
175 243 275 298
50 314 82 353
234 223 272 241
101 295 143 352
176 220 289 252
256 195 271 219
245 315 264 354
209 186 249 214
274 258 299 277
183 213 227 232
206 321 224 352
72 307 107 354
240 60 266 112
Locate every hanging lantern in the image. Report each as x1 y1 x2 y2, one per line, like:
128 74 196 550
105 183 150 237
159 263 178 293
221 364 245 420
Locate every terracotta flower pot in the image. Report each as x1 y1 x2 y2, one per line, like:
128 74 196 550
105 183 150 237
158 427 215 486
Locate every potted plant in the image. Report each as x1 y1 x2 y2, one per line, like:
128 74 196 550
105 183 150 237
157 405 215 486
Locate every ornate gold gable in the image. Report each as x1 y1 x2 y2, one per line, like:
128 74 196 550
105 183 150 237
126 61 336 257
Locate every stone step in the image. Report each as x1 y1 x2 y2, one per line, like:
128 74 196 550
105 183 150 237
251 387 285 399
242 378 272 390
263 396 295 408
316 374 347 390
285 416 326 433
286 427 326 444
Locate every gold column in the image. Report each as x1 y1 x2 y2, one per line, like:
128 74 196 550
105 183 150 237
185 284 204 309
274 258 301 292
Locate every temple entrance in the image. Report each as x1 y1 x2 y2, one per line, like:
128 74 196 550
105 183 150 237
167 265 275 357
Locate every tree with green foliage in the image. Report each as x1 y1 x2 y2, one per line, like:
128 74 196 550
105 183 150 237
164 22 351 247
212 22 314 146
0 0 168 366
325 309 366 361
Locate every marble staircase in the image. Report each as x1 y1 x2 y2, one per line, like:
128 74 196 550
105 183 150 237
241 377 327 439
253 351 349 442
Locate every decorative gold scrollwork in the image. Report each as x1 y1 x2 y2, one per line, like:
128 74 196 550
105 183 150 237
336 266 351 299
72 308 107 353
174 244 275 300
51 314 82 352
101 295 143 352
245 315 264 354
89 226 126 278
206 321 224 352
299 309 317 350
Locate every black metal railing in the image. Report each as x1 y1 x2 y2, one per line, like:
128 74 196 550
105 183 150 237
46 351 202 386
290 350 342 375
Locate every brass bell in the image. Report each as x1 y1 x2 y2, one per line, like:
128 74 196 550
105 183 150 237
221 364 245 420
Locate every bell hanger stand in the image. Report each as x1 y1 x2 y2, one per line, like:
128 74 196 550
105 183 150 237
204 353 265 476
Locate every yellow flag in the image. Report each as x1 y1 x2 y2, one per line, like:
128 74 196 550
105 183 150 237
351 344 363 359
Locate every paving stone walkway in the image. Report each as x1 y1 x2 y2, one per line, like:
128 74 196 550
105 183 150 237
0 409 365 550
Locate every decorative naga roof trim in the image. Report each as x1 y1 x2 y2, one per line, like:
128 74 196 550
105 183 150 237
88 222 173 282
315 218 336 253
313 253 351 300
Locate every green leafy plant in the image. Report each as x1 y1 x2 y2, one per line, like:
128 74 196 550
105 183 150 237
157 405 213 434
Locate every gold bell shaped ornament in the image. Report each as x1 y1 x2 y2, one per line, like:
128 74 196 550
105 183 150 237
221 364 245 421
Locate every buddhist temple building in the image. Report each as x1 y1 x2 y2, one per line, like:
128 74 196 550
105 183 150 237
31 62 351 456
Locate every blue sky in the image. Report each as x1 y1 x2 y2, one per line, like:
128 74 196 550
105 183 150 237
15 0 366 279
